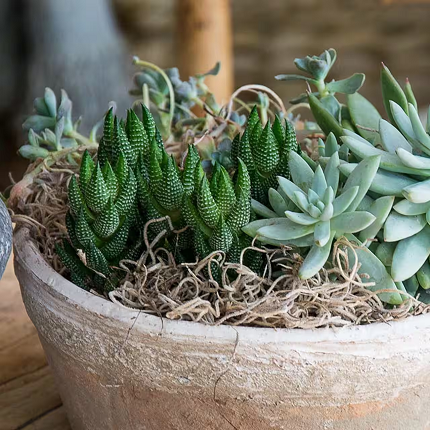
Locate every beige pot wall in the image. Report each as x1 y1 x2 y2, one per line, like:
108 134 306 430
13 228 430 430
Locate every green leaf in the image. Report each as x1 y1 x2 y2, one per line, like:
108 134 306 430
298 234 335 279
86 242 110 277
197 176 220 228
402 179 430 204
314 220 331 247
113 117 134 167
347 243 402 305
242 217 292 238
384 212 426 242
396 148 430 170
308 93 343 139
92 198 120 238
381 63 409 125
209 216 233 252
331 211 376 233
320 95 341 123
389 101 424 153
417 261 430 290
358 196 394 244
33 97 50 116
341 136 430 176
214 166 236 217
277 175 307 203
342 155 380 212
85 163 109 214
154 155 184 211
115 168 137 217
404 275 420 297
289 151 314 193
18 145 50 161
324 133 339 157
408 103 430 149
22 115 56 132
274 74 318 84
327 73 365 95
323 151 340 195
126 109 149 159
338 162 416 197
251 199 278 219
44 88 57 117
284 211 318 225
258 221 314 241
311 165 327 198
141 104 156 143
404 78 418 111
101 162 119 200
268 188 288 217
379 119 412 154
332 187 359 217
227 189 251 233
375 241 396 267
394 199 430 216
252 122 280 175
102 108 114 161
79 150 95 196
271 115 286 149
346 92 381 143
238 129 256 176
391 225 430 282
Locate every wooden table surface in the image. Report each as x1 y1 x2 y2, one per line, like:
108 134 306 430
0 255 70 430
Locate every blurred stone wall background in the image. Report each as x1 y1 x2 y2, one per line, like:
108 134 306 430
114 0 430 112
1 0 430 189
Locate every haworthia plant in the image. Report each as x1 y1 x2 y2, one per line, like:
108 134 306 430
59 106 302 290
230 106 301 205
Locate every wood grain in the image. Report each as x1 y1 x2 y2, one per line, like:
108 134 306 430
0 255 70 430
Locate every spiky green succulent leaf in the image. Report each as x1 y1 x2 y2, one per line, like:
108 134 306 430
85 163 109 214
197 176 220 229
115 168 137 217
252 122 280 175
154 155 184 211
101 161 119 200
182 144 200 195
113 117 134 167
79 150 95 195
126 109 149 160
214 166 236 217
209 216 234 252
92 198 120 238
99 221 129 261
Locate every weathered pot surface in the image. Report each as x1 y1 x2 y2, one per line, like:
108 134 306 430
13 228 430 430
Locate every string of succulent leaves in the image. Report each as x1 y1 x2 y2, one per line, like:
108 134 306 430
277 49 430 304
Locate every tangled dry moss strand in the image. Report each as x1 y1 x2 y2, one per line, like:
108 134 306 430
10 161 430 329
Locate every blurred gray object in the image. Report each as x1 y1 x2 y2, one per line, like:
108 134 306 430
0 199 12 279
0 0 133 133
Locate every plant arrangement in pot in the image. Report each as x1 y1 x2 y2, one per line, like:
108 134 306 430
7 51 430 430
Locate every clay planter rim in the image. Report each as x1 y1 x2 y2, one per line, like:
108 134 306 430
13 226 430 345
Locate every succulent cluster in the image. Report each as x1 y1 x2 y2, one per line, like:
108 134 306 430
230 106 301 205
20 88 83 161
57 102 303 291
27 49 430 309
56 108 147 290
273 50 430 304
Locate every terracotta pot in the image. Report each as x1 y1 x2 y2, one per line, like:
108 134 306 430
13 228 430 430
